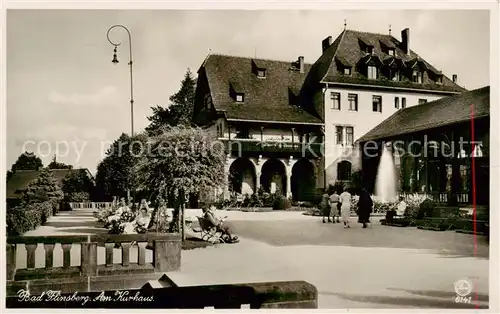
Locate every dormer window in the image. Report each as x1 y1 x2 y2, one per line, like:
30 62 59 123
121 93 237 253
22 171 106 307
412 70 423 83
367 65 378 79
359 38 374 54
388 48 395 56
390 69 400 81
252 59 267 79
436 75 443 84
230 81 245 102
344 67 352 75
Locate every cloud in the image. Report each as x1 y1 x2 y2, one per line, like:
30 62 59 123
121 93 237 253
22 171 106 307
48 85 117 106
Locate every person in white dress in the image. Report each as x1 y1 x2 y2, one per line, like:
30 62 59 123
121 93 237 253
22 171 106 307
339 187 352 228
123 207 151 234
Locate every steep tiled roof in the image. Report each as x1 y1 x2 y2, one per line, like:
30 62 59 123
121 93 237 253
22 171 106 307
316 29 466 94
358 86 490 142
6 169 92 199
202 54 323 124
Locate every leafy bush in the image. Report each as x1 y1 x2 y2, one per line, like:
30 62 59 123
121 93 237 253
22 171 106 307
273 196 292 210
418 198 436 218
6 201 53 236
93 207 115 225
403 193 430 218
67 192 90 202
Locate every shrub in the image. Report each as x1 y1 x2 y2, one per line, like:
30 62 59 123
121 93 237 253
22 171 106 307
403 193 430 218
272 195 292 210
418 198 436 218
6 201 53 236
67 192 90 202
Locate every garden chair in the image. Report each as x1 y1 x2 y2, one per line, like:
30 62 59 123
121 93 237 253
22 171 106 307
193 216 226 244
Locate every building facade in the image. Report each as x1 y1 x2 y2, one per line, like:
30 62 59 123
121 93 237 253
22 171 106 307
358 86 490 206
303 28 465 186
193 27 465 200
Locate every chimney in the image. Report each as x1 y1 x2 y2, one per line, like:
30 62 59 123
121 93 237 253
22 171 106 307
452 74 457 83
322 36 333 53
401 28 410 55
298 56 304 73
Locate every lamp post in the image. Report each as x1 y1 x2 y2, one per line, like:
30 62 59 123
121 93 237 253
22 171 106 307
107 25 134 201
107 24 134 136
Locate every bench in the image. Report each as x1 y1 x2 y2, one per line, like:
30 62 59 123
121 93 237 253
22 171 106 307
192 217 225 244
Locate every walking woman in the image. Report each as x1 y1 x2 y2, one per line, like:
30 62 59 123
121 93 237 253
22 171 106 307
339 187 352 228
320 194 331 223
329 190 341 223
357 187 373 228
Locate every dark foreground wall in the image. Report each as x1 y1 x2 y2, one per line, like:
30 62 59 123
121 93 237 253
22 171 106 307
6 280 318 309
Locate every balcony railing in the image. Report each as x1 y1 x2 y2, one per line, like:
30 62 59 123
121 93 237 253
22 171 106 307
219 138 323 158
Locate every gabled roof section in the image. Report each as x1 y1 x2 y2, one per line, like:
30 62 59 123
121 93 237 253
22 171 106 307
317 29 465 93
230 81 244 93
358 86 490 142
379 38 396 49
252 59 266 69
201 54 323 124
6 168 93 199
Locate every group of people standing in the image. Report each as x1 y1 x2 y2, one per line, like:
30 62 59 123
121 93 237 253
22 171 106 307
320 187 374 228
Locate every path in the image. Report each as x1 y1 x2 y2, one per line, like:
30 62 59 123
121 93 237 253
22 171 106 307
15 208 489 309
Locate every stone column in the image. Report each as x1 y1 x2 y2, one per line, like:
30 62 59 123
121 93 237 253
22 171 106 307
286 169 292 198
255 155 264 193
285 156 297 198
224 155 236 200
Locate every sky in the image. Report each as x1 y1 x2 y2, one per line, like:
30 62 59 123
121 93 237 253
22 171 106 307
6 9 490 174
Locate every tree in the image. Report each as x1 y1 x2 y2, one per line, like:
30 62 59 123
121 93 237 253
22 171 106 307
135 126 226 240
95 133 147 200
22 168 64 210
48 155 73 169
145 69 196 134
10 152 43 172
62 169 94 202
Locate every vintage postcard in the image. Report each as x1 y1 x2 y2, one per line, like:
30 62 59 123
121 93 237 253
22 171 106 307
2 4 497 311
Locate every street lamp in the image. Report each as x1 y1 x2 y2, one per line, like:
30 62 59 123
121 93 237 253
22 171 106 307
107 24 134 136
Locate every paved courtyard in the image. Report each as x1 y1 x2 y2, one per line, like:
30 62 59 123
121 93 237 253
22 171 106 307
16 208 489 309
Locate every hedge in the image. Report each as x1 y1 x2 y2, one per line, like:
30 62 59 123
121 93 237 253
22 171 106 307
6 201 54 236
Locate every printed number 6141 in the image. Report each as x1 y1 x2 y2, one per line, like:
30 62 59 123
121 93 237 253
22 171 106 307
455 296 472 303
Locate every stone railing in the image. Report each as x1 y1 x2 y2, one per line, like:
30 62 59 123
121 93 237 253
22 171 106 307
69 202 113 209
6 233 181 296
400 192 470 204
6 277 318 309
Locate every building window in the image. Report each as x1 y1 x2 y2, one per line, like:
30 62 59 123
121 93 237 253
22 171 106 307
418 99 427 105
331 92 341 110
388 48 395 56
394 97 400 109
391 69 400 81
367 66 378 79
436 76 443 84
372 95 382 112
337 160 352 181
257 69 266 78
346 127 354 146
412 70 423 83
366 46 373 54
216 125 220 137
402 97 407 108
344 67 351 75
336 126 343 145
236 93 244 102
348 94 358 111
